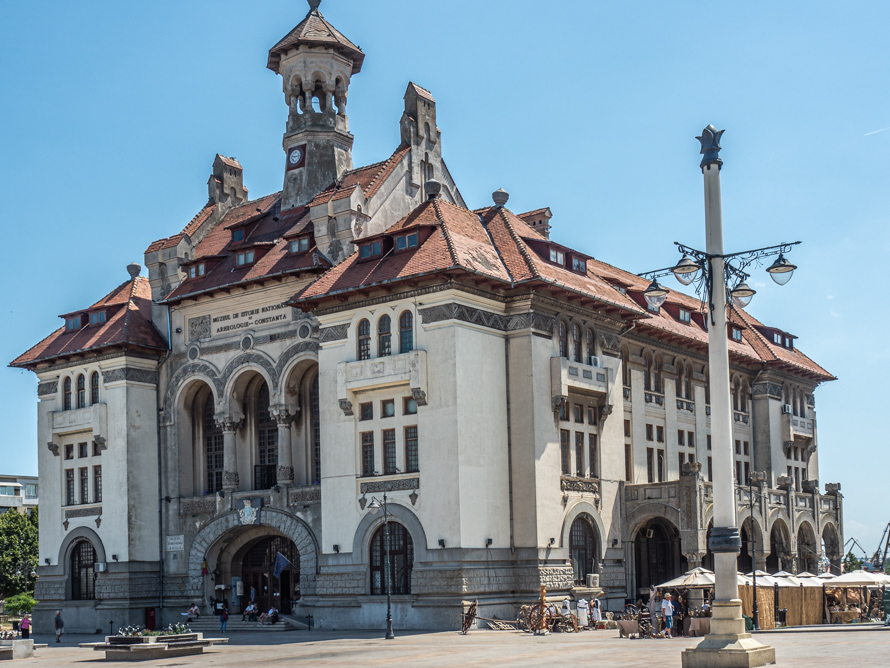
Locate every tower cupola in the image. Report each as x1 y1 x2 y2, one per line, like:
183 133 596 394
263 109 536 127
268 0 365 210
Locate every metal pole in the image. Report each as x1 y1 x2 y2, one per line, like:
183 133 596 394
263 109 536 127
750 476 760 630
383 492 394 640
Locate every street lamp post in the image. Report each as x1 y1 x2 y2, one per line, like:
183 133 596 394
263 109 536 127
748 470 767 630
640 126 797 667
367 493 395 640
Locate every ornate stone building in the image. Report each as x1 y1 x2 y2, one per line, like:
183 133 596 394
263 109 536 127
12 1 842 632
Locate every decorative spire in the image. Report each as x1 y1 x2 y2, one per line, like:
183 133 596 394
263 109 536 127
696 124 725 170
307 0 321 12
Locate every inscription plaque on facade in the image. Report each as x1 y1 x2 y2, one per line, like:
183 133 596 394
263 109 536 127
166 535 185 552
211 302 291 336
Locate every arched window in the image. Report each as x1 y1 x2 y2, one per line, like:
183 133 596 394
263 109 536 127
70 539 97 600
643 353 652 391
76 374 86 409
740 380 749 413
370 522 414 595
378 315 392 357
399 311 414 353
677 365 687 400
90 372 100 405
558 321 568 358
586 328 596 364
204 394 223 494
685 363 693 400
570 516 600 585
571 324 582 362
357 319 371 360
63 377 72 411
653 355 662 393
255 383 278 490
792 388 799 416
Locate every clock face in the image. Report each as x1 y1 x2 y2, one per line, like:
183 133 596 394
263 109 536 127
286 144 306 171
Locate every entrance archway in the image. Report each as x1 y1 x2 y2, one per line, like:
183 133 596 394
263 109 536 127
766 519 791 572
239 536 300 613
570 515 601 585
634 518 685 593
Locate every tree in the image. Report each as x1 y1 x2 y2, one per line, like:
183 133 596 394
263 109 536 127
841 550 863 574
0 507 39 598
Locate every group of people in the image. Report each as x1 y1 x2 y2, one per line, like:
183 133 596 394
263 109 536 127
189 586 282 632
643 585 709 638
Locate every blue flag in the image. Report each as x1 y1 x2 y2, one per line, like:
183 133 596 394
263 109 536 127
273 551 291 579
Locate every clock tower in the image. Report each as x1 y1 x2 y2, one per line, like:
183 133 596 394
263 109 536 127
268 0 364 211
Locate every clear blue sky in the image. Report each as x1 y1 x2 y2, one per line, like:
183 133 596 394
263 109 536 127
2 1 888 555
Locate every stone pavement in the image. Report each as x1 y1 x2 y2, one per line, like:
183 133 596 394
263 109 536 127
26 627 890 667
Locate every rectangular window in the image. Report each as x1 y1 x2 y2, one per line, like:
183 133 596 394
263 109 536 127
403 397 418 415
657 449 665 482
89 310 106 325
707 434 712 450
78 442 88 458
572 257 586 273
235 250 255 266
677 429 685 446
405 426 419 473
735 439 741 455
656 426 664 443
65 444 74 460
687 431 695 448
381 399 395 418
65 316 81 331
679 308 691 323
679 452 685 471
396 233 419 250
560 430 570 476
647 448 654 483
646 424 654 441
587 407 596 425
0 486 13 496
735 460 742 485
731 327 743 342
79 468 89 504
93 441 102 457
549 248 565 265
773 332 783 345
359 402 373 421
558 401 568 422
743 440 749 456
624 419 631 438
573 404 583 423
232 228 244 242
575 432 585 477
361 432 375 477
187 264 205 279
383 429 397 475
25 484 37 499
589 434 598 478
625 443 633 481
65 470 75 505
744 461 750 485
360 240 382 259
289 237 310 253
93 465 102 503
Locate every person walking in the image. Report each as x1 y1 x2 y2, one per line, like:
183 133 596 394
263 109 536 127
54 610 64 643
20 614 30 639
661 593 675 638
219 605 228 633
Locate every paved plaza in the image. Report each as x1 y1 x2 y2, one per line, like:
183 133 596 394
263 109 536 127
22 626 890 667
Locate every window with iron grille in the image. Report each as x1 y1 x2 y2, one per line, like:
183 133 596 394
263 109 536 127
204 394 224 493
78 442 88 458
647 448 654 483
558 321 567 358
65 469 75 505
378 315 392 357
93 465 102 503
405 426 418 473
589 434 599 478
357 319 371 360
570 516 598 584
399 311 413 353
383 429 397 475
312 375 321 484
370 522 414 595
65 444 73 460
361 432 375 476
572 324 582 362
90 372 99 404
560 430 570 475
575 432 585 477
76 374 86 409
79 468 89 504
71 540 96 600
255 384 278 490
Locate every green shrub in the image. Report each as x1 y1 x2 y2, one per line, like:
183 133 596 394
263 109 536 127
4 593 37 616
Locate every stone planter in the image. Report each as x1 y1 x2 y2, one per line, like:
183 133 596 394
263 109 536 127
80 632 228 661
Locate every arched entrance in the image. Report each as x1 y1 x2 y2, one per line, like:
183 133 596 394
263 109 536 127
370 522 413 595
570 515 601 585
240 536 300 613
766 519 791 572
634 518 685 593
821 523 841 575
797 522 818 574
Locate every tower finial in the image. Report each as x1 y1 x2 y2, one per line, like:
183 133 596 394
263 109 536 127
307 0 321 12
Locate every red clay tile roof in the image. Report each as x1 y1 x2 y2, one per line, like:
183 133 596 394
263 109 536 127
267 7 364 74
11 277 167 368
307 143 410 208
145 202 217 254
216 156 242 170
407 82 435 102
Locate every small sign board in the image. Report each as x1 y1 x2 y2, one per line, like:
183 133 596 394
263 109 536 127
166 535 185 552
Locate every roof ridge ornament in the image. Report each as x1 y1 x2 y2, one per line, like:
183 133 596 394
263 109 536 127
307 0 322 12
696 124 724 171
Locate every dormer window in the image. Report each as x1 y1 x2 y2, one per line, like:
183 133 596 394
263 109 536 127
395 232 419 251
572 257 586 273
65 316 82 331
731 327 743 342
235 250 255 266
232 229 244 243
679 308 691 324
773 332 782 345
89 311 106 326
188 264 205 279
289 237 310 254
785 337 792 349
549 248 565 265
359 240 382 260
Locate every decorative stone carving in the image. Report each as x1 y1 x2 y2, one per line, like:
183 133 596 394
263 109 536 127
420 303 509 331
95 516 101 527
598 404 613 421
824 482 841 495
181 498 216 515
560 477 600 496
238 499 259 525
289 487 321 504
188 315 211 342
37 380 58 396
359 477 419 494
47 442 59 456
598 332 621 354
358 494 367 510
319 324 349 342
223 471 240 488
277 466 295 482
410 388 428 406
409 490 418 506
552 395 568 412
65 506 102 519
93 435 107 452
63 520 69 531
777 474 794 489
102 368 158 384
270 405 297 426
338 399 354 416
752 382 783 399
681 461 702 476
217 415 244 432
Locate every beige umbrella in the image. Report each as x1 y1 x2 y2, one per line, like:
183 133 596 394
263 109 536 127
657 567 716 589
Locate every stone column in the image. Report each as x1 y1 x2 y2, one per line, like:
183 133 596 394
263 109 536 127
217 414 243 492
271 405 297 485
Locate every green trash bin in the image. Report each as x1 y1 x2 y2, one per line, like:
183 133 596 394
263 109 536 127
883 589 890 620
